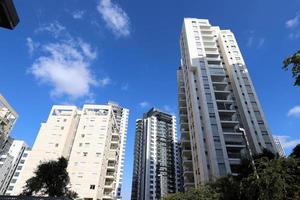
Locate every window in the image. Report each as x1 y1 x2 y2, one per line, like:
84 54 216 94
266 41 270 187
83 152 88 157
90 185 95 190
20 160 25 164
61 126 64 130
7 186 13 191
55 143 59 147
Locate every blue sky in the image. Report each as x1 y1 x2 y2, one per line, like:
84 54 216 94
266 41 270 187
1 0 300 199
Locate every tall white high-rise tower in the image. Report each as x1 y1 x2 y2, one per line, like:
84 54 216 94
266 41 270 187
177 18 277 190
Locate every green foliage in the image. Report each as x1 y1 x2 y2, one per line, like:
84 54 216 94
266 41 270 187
209 175 240 200
283 49 300 86
290 144 300 159
164 146 300 200
163 185 220 200
21 157 77 199
241 157 297 200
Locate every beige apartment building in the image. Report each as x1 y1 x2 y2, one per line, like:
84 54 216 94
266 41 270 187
11 103 129 200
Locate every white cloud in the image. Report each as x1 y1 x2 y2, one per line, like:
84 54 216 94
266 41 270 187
99 77 111 87
257 38 265 48
139 101 150 108
274 135 300 149
35 21 67 38
27 22 114 101
26 37 39 55
289 31 300 40
246 36 254 47
286 15 299 29
287 105 300 117
29 40 98 99
286 14 300 40
246 33 265 49
72 10 85 19
97 0 130 37
78 39 97 60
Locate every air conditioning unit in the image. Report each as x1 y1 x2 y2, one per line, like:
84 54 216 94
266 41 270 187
0 0 19 30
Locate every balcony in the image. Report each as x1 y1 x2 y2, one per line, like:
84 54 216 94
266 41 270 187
215 91 231 101
110 144 118 150
111 132 119 138
203 42 217 48
199 25 211 30
107 161 116 170
220 120 239 129
106 171 115 179
205 50 219 55
183 169 194 175
182 159 193 168
211 75 226 82
213 82 229 91
201 30 213 36
181 135 190 143
103 196 113 200
179 105 187 111
218 110 236 118
104 181 114 188
227 152 242 159
217 101 234 110
180 113 188 120
202 35 214 42
111 136 119 142
103 190 114 200
228 158 241 165
182 146 192 156
180 122 189 130
205 47 218 52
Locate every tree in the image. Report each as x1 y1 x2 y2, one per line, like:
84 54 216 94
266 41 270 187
240 157 300 200
290 144 300 159
163 148 300 200
163 185 220 200
21 157 77 199
283 49 300 86
209 175 240 200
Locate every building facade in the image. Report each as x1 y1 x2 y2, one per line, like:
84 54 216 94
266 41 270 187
5 148 30 195
177 18 277 190
131 108 181 200
0 94 18 150
273 137 285 157
0 140 28 195
11 103 129 200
